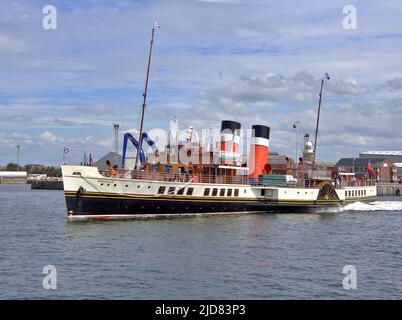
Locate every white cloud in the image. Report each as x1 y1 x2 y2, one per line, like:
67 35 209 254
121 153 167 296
0 35 29 53
203 71 366 106
1 0 402 164
39 131 57 144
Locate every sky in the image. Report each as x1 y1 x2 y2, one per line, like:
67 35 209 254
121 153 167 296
1 0 402 166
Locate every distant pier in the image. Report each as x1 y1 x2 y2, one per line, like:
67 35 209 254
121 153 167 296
30 180 64 190
0 171 27 184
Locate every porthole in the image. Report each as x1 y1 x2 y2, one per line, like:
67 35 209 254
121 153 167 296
114 184 117 187
125 185 128 188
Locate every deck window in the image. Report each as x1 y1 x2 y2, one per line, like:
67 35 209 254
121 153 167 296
234 189 239 197
177 187 185 195
219 189 226 197
158 186 166 194
168 187 175 194
204 188 210 196
212 188 218 196
261 189 266 196
227 189 232 197
186 188 194 196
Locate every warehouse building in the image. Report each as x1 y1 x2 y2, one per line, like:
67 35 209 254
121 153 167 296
360 151 402 163
0 171 27 184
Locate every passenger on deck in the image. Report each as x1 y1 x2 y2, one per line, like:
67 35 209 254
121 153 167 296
106 160 116 177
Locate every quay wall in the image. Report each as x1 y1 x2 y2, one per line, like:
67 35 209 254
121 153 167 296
30 180 64 190
0 178 27 184
377 183 402 196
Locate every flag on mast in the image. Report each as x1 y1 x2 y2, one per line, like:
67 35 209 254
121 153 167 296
62 145 69 164
324 72 330 80
154 21 161 29
367 161 375 175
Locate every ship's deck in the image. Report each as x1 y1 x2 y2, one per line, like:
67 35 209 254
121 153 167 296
97 168 376 189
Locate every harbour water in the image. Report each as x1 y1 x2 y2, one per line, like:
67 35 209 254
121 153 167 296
0 184 401 299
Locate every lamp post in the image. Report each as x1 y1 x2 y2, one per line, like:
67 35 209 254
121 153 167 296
16 145 20 171
293 121 301 165
113 123 119 154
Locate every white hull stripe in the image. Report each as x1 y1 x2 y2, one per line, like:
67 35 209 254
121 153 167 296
68 211 264 222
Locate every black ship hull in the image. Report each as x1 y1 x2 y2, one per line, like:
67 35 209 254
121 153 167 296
64 191 342 221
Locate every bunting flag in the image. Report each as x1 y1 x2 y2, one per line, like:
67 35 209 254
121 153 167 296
368 161 375 175
64 146 69 154
324 72 330 80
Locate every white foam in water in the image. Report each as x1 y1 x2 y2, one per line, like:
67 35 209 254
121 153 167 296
341 201 402 212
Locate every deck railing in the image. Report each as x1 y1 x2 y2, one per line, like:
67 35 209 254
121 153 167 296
98 168 376 188
99 169 250 185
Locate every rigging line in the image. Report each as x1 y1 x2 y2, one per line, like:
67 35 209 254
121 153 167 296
153 42 171 120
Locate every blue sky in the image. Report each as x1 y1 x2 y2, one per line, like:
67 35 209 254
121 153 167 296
1 0 402 166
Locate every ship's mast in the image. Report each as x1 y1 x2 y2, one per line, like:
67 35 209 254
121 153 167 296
312 73 330 167
135 26 157 170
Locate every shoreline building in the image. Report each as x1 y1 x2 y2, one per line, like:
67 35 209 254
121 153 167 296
0 171 27 184
336 157 397 183
360 151 402 163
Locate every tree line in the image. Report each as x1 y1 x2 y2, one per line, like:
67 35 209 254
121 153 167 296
0 163 62 177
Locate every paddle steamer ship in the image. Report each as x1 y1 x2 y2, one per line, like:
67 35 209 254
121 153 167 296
61 26 376 221
62 120 376 221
